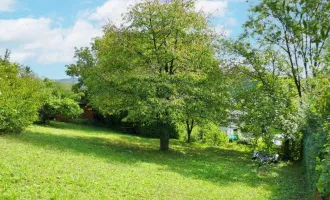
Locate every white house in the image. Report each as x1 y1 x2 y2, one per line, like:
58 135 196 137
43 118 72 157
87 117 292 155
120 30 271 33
220 124 241 136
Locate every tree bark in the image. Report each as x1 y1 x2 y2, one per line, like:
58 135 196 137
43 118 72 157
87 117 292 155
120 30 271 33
187 131 191 143
159 122 170 151
299 137 304 161
283 137 291 161
186 119 194 143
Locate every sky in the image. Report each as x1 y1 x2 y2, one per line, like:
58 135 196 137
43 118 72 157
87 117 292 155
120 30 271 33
0 0 252 79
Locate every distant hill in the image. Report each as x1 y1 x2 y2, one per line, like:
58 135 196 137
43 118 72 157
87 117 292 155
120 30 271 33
55 78 78 84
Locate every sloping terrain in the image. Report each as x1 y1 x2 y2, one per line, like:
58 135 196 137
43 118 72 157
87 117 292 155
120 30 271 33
0 122 308 199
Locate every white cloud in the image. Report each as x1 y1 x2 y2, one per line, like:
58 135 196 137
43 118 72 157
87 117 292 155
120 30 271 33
11 51 35 63
0 18 102 64
0 0 233 65
0 18 53 42
195 0 228 17
0 0 16 12
89 0 139 26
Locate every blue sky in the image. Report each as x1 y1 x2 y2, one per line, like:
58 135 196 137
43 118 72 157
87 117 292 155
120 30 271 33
0 0 251 79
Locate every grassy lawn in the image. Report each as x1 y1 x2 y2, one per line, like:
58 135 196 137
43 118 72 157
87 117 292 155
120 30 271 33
0 122 308 200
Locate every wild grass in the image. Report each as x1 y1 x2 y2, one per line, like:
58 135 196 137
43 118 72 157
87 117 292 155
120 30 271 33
0 122 308 199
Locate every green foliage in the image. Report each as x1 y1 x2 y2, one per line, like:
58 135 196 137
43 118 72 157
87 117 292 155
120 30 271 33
0 122 309 199
309 122 330 199
303 116 328 198
87 0 221 122
67 0 227 149
0 54 43 133
200 123 228 146
221 43 303 155
92 111 127 128
302 72 330 198
139 123 179 139
244 0 330 97
39 79 83 123
316 138 330 198
65 47 96 102
237 138 250 145
237 0 330 196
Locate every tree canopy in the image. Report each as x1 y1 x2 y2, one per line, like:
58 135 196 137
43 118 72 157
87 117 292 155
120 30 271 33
243 0 330 97
0 51 43 133
67 0 228 149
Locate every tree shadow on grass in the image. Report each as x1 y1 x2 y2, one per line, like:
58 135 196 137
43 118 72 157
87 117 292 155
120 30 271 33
41 121 113 134
4 124 308 199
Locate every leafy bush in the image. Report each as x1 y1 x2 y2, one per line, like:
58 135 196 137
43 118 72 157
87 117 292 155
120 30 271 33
200 123 228 146
315 134 330 199
237 138 251 145
0 58 43 133
303 115 329 198
39 79 83 123
93 111 128 128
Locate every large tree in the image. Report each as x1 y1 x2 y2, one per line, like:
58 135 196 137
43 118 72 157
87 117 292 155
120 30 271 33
72 0 226 150
221 41 303 158
243 0 330 97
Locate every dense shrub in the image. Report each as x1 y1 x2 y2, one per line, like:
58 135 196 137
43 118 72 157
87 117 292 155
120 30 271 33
200 123 228 146
0 59 43 133
316 137 330 199
303 115 329 198
93 111 128 128
39 79 83 123
237 138 251 145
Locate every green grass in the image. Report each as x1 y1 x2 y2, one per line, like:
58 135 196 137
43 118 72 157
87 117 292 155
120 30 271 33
0 122 308 200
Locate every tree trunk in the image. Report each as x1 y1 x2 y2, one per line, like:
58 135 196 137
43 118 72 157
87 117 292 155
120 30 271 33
159 122 170 151
39 108 47 124
299 137 304 161
283 138 291 161
187 131 191 143
187 130 192 143
186 119 194 143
